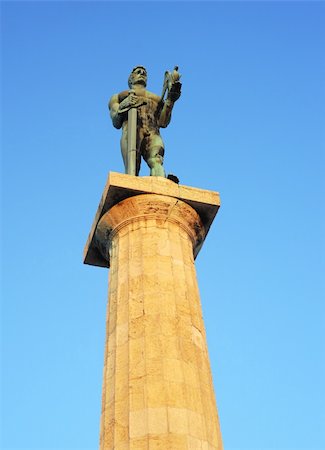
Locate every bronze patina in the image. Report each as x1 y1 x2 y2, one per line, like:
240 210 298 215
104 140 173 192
109 66 181 180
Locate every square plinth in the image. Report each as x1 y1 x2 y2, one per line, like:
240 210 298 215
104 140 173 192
83 172 221 268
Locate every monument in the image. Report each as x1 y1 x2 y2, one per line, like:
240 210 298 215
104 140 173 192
84 66 223 449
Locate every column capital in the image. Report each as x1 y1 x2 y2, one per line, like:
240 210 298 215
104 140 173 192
84 173 220 268
95 194 205 265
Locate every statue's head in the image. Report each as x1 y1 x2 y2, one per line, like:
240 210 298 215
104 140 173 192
128 66 147 88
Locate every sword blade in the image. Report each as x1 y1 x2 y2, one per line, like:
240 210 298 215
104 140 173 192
127 107 137 175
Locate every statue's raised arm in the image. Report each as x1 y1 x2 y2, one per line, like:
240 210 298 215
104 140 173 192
108 66 181 181
158 66 182 128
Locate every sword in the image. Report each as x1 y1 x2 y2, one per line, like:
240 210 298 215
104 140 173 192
119 95 146 176
127 107 137 176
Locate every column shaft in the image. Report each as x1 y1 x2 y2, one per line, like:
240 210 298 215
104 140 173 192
98 194 222 450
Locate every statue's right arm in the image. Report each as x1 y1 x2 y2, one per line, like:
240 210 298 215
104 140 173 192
109 94 123 129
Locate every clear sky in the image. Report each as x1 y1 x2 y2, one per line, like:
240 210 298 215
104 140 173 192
1 1 324 450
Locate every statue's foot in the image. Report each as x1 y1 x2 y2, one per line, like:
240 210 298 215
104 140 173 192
167 173 179 184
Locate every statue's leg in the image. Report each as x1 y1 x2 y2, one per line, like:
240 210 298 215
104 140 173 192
135 134 142 176
143 134 165 177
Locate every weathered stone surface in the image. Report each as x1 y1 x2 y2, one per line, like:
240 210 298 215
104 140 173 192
91 184 223 449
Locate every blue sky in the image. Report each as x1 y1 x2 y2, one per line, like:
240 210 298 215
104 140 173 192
1 1 324 449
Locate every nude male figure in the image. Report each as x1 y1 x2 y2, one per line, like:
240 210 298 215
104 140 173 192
109 66 181 178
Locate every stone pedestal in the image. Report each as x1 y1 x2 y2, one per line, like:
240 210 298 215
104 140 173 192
84 173 223 450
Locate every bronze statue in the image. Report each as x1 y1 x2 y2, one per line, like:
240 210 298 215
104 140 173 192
109 66 181 180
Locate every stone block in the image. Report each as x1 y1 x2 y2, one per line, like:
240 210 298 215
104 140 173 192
129 337 145 368
101 422 114 449
188 410 206 440
146 377 167 408
145 358 164 378
129 358 146 380
116 323 128 346
162 336 179 359
129 316 145 339
129 409 147 438
167 407 189 434
130 437 148 450
148 435 169 449
147 407 168 434
143 314 162 336
147 434 187 449
164 358 184 383
166 381 187 408
130 388 145 411
129 295 145 320
114 421 128 441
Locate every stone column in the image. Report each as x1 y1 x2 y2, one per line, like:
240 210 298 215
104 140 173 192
84 173 222 450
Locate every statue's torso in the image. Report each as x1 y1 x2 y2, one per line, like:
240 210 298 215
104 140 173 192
118 89 162 135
